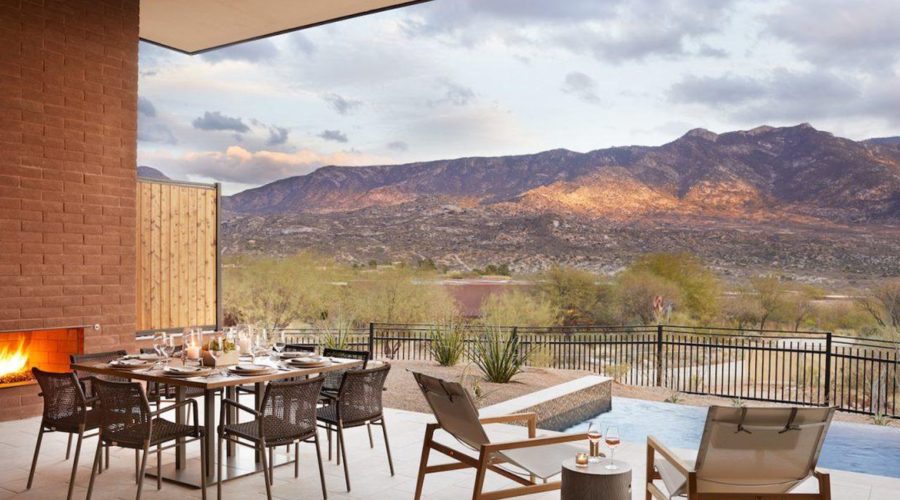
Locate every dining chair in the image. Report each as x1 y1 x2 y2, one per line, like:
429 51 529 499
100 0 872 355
218 376 327 500
316 363 392 492
86 378 207 500
27 368 101 500
69 350 127 469
285 343 317 353
320 348 369 398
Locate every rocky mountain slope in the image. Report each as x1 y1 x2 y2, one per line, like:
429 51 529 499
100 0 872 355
219 124 900 283
224 124 900 223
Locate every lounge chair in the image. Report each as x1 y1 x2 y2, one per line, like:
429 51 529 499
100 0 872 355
646 406 835 500
411 371 589 500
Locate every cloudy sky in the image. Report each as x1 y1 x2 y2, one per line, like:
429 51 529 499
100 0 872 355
138 0 900 194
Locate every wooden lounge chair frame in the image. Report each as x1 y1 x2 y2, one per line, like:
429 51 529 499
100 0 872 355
412 372 588 500
645 406 834 500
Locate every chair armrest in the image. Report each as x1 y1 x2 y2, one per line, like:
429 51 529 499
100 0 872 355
221 398 262 417
150 398 200 431
647 435 692 476
483 432 588 452
480 412 538 438
479 412 536 425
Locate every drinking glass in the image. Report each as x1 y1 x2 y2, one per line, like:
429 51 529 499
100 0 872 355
587 423 602 463
273 331 286 354
604 426 621 470
152 332 166 368
162 335 176 369
208 337 223 376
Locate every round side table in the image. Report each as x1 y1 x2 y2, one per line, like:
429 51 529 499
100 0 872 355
560 458 632 500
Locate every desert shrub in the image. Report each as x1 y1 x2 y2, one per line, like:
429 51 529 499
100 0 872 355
473 328 529 383
538 266 615 325
605 362 631 382
319 316 355 350
224 253 332 330
628 253 721 321
341 267 458 324
749 275 790 331
615 270 682 324
480 290 555 327
429 323 466 366
527 343 555 368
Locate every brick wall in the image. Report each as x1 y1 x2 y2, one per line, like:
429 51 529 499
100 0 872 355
0 0 139 355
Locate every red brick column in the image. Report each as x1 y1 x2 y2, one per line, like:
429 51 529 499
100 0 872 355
0 0 139 353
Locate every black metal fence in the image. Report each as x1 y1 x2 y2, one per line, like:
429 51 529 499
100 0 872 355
281 323 899 418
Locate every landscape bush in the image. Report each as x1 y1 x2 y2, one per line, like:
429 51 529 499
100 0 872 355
429 323 466 366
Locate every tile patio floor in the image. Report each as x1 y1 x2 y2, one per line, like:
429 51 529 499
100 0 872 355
1 407 897 499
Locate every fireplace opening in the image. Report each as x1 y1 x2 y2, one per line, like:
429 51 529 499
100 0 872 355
0 328 84 389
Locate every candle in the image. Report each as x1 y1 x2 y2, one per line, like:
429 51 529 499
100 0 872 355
239 336 251 355
186 345 201 360
575 452 589 467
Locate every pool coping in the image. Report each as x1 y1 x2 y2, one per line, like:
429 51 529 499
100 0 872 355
479 375 612 431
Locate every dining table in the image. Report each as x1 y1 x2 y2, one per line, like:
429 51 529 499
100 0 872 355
71 353 365 488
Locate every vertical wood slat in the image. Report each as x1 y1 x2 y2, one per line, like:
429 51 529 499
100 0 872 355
136 179 218 331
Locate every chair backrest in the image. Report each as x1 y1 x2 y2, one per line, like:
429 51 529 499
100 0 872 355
285 343 316 353
70 350 129 394
336 363 390 424
260 376 324 438
322 348 369 391
412 371 490 450
92 379 151 440
694 406 834 494
31 367 87 424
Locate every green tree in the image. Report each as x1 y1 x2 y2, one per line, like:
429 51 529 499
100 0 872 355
538 266 613 325
749 275 788 331
629 253 721 321
223 253 332 330
341 267 458 324
616 270 682 325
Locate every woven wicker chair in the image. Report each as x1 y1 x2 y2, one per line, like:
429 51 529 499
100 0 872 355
218 376 327 500
69 350 127 469
317 363 392 492
320 349 368 395
86 379 207 500
27 368 100 500
285 343 317 353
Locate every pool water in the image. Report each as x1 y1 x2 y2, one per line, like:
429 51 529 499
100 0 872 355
565 397 900 479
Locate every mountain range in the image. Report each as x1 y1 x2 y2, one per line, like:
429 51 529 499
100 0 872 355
152 123 900 283
223 124 900 224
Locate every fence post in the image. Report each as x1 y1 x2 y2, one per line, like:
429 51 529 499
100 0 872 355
656 324 664 387
823 331 832 406
368 323 375 360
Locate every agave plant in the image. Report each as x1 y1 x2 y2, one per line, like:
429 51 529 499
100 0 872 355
473 327 529 383
429 323 466 366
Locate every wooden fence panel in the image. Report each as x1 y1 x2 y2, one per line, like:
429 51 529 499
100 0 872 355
136 178 220 332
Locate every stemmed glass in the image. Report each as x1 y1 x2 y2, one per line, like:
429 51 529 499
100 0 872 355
161 335 176 369
152 332 166 369
587 423 602 463
208 336 223 376
273 331 286 355
604 426 621 470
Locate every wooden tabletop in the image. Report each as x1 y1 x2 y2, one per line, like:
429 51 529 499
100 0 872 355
71 356 365 390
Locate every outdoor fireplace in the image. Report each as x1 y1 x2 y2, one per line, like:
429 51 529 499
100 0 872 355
0 328 84 388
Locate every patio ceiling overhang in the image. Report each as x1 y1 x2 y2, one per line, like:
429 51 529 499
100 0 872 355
139 0 432 55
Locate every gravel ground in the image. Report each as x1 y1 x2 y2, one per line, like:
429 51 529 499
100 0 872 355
383 360 586 414
380 360 896 428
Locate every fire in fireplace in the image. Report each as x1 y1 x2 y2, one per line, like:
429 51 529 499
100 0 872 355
0 328 84 388
0 338 30 385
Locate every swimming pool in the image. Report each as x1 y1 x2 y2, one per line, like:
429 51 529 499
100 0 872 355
565 397 900 479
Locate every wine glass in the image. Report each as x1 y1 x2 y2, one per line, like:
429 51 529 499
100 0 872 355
587 423 602 463
273 331 286 355
208 337 223 376
162 335 176 369
152 332 166 368
604 426 621 470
